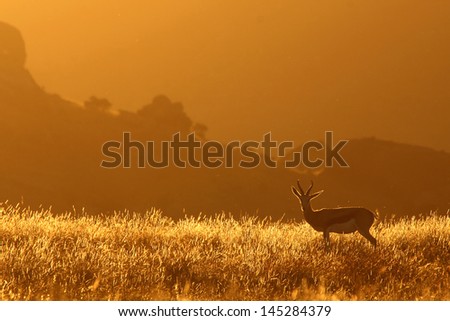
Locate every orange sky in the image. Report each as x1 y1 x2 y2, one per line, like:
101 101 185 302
1 1 449 150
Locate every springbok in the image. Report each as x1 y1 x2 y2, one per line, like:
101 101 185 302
291 180 377 249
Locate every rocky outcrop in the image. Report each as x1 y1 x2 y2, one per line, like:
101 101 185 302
0 21 42 97
0 21 26 67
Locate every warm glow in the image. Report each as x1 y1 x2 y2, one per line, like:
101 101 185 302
0 1 449 303
1 1 449 149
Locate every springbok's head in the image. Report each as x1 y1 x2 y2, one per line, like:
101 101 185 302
291 180 323 207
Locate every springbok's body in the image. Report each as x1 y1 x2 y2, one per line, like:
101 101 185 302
292 180 377 249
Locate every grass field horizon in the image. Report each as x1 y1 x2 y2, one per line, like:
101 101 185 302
0 204 448 301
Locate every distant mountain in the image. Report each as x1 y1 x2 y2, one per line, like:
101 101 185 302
0 21 295 218
1 22 448 220
294 138 450 219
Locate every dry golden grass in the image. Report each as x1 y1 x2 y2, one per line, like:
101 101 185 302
0 204 449 300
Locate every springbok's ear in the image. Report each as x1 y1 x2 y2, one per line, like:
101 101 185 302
291 186 301 199
310 190 324 199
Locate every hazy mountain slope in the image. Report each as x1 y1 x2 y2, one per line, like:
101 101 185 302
296 138 450 218
1 22 448 220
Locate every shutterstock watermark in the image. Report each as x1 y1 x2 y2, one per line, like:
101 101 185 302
100 131 349 169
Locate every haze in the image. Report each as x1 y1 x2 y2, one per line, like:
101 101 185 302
1 0 449 150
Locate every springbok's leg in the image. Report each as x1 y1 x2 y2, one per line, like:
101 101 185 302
358 229 377 248
323 230 331 251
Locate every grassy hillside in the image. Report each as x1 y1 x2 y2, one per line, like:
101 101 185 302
0 204 448 300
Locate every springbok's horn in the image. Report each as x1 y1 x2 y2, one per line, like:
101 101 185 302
306 180 314 195
296 180 305 195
